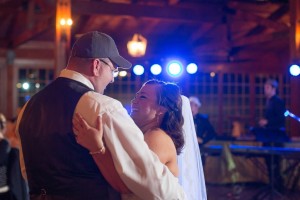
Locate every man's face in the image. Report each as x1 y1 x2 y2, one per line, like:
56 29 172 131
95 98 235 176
93 58 118 94
264 83 276 99
190 101 199 116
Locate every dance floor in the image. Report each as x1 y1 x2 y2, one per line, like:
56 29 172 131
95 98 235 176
203 140 300 200
206 183 300 200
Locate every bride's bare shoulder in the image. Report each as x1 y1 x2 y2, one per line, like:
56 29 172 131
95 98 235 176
144 128 176 157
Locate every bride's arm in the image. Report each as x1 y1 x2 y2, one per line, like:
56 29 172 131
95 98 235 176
144 129 179 177
73 113 131 193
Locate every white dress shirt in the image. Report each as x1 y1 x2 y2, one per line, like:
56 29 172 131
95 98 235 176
16 69 186 200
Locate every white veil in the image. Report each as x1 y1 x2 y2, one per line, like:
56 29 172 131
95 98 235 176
177 95 207 200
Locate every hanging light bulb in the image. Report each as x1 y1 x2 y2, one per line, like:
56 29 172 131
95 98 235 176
127 34 147 57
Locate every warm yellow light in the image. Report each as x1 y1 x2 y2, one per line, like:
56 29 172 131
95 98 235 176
119 71 127 77
16 83 22 88
67 18 73 26
60 18 66 26
127 34 147 57
60 18 72 26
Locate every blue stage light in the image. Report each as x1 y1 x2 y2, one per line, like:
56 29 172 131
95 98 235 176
22 82 30 90
25 95 31 102
289 64 300 76
150 64 162 75
186 63 198 74
133 65 145 76
166 60 183 77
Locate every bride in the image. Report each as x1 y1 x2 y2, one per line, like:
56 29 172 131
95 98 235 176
73 80 207 200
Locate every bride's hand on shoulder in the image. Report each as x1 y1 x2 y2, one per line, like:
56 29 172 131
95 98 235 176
72 113 105 153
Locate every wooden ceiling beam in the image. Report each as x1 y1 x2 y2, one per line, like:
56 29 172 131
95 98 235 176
0 0 55 48
11 20 52 48
77 16 99 34
245 4 289 36
1 13 19 48
35 0 53 11
212 2 289 58
168 0 181 5
230 9 288 32
27 0 35 29
194 39 227 53
218 3 289 61
228 1 283 14
71 15 91 36
231 30 288 47
190 23 215 42
72 0 223 23
0 0 23 14
195 30 288 52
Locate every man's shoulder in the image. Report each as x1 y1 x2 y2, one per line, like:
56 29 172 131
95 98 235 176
80 91 124 111
271 95 283 101
270 95 285 105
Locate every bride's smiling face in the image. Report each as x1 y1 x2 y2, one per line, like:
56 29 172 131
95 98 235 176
130 84 161 127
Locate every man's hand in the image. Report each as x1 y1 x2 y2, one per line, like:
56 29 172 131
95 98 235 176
259 118 268 127
197 137 203 144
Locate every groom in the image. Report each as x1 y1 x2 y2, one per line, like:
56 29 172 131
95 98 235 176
16 31 185 199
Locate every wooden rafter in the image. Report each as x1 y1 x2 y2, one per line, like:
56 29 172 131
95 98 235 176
194 30 288 53
245 4 289 36
72 0 223 23
0 0 55 48
0 0 23 15
11 21 52 48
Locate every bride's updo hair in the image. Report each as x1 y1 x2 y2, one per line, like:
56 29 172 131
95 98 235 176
144 79 184 155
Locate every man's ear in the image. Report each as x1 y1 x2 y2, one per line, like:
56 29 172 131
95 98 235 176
92 59 101 76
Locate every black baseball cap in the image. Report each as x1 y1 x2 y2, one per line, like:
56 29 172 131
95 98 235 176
71 31 132 69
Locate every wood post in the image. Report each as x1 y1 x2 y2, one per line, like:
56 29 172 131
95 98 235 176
55 0 72 77
289 0 300 137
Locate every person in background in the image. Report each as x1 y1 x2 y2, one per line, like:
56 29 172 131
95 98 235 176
258 78 286 130
189 96 216 146
0 113 10 199
0 113 28 200
189 96 216 167
258 78 286 193
16 31 185 200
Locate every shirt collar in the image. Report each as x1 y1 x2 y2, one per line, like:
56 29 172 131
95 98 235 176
59 69 94 90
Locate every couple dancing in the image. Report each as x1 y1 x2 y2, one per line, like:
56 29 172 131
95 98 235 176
16 31 206 200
